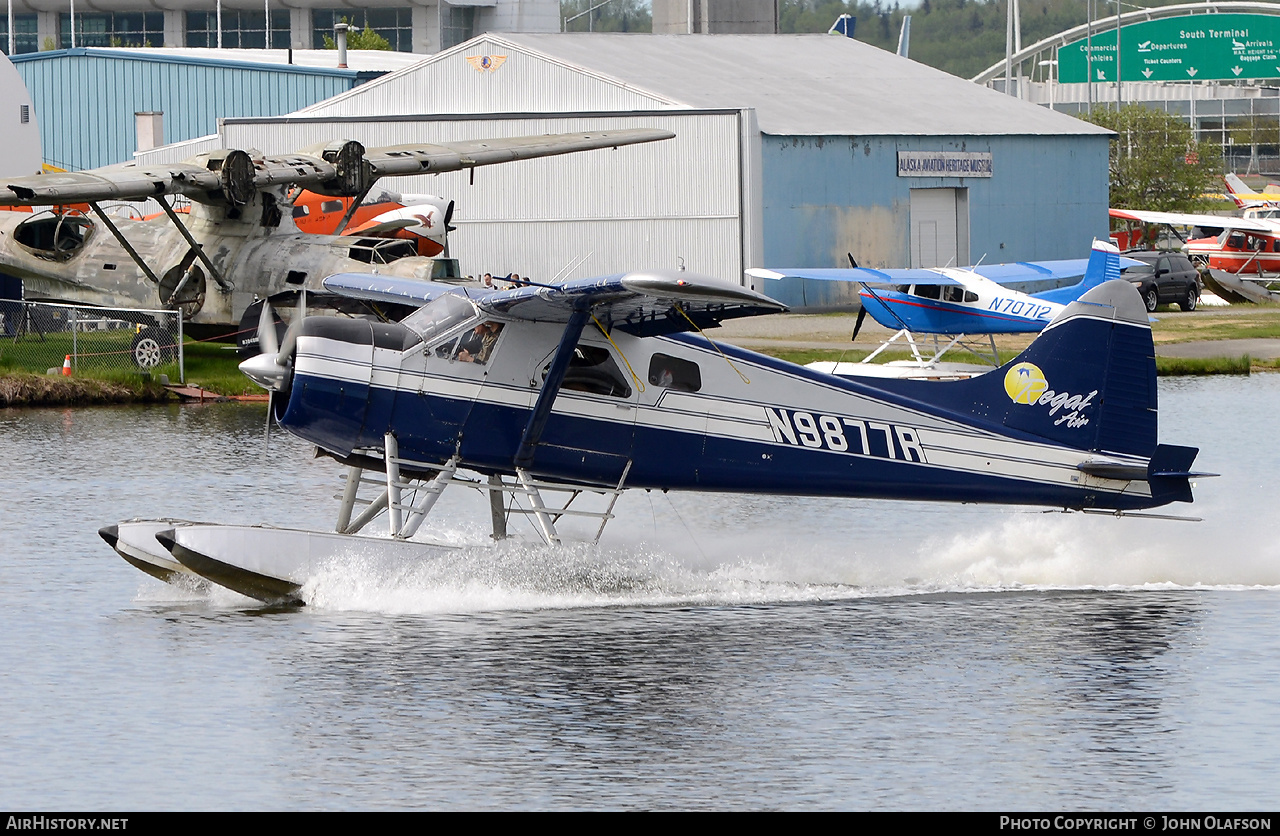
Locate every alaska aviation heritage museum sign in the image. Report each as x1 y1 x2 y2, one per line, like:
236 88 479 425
1059 13 1280 83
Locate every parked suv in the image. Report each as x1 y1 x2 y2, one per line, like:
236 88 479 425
1122 251 1202 312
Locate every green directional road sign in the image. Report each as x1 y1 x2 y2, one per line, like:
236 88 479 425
1059 13 1280 83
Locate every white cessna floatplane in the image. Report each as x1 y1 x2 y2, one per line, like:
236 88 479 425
102 268 1208 604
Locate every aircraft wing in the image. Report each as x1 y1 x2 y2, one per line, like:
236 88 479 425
322 274 473 306
0 129 675 207
478 270 786 336
747 257 1138 288
1109 208 1280 233
326 270 785 336
357 130 676 178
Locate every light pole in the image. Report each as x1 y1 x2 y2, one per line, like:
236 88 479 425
1039 58 1058 112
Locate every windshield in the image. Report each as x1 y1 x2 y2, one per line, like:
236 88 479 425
401 293 478 341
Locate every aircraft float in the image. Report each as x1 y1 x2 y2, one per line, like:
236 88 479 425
101 267 1209 605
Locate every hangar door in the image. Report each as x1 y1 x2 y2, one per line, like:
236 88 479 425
910 188 970 268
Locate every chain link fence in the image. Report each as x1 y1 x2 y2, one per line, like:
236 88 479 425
0 300 183 381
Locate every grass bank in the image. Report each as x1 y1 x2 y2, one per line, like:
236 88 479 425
0 340 257 406
0 372 172 407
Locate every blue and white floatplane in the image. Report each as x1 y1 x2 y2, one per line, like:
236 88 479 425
102 267 1210 604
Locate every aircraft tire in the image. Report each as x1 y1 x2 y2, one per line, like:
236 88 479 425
131 327 174 370
1180 288 1198 312
1144 288 1159 313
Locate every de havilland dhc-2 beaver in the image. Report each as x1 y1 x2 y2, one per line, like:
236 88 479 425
101 258 1211 605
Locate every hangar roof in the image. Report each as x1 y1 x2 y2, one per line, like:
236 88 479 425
496 33 1108 137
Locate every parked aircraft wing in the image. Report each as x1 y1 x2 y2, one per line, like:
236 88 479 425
1109 208 1280 233
0 129 675 207
748 256 1138 288
359 130 677 178
0 163 223 204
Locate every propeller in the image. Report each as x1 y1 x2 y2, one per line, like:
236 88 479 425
851 307 867 342
847 252 866 341
239 290 307 450
239 289 306 393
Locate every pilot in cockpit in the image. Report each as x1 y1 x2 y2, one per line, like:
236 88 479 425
457 321 504 365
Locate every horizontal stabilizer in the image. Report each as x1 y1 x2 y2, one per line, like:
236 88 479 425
1147 444 1208 505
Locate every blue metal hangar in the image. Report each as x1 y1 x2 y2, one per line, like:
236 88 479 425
10 47 423 171
138 32 1115 287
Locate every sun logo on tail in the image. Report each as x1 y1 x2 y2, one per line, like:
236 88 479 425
1004 362 1048 405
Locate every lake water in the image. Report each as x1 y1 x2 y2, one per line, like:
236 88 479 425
0 375 1277 810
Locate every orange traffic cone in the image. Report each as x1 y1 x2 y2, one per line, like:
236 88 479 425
61 355 72 376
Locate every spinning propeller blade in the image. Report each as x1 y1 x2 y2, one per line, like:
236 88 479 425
238 290 305 393
257 300 280 358
276 289 307 367
851 307 867 342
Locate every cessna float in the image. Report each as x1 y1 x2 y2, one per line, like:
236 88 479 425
101 265 1208 605
0 128 673 336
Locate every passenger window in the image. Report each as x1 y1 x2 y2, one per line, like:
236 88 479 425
321 200 344 214
914 284 942 300
648 353 701 392
942 286 964 303
963 290 979 303
542 345 632 398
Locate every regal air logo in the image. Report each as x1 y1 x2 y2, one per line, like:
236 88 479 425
1003 362 1097 429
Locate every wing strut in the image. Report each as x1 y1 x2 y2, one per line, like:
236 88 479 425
87 202 163 287
514 305 592 469
157 200 232 292
334 184 373 235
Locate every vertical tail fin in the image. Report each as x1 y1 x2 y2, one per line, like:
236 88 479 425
1033 239 1121 306
1225 173 1254 208
1079 238 1121 291
913 279 1158 458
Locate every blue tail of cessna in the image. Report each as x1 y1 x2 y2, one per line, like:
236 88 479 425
1031 240 1122 306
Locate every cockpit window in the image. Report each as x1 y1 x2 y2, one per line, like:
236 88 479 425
402 293 478 342
14 213 92 261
